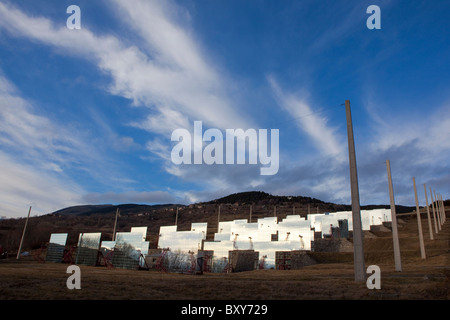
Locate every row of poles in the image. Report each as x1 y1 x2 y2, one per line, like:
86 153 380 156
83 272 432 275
389 163 447 272
412 177 446 260
346 100 447 281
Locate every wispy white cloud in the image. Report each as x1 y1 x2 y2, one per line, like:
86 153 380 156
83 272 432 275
0 74 87 217
0 150 83 217
131 108 191 136
0 74 89 170
267 75 346 161
0 0 254 165
106 0 253 131
365 98 450 164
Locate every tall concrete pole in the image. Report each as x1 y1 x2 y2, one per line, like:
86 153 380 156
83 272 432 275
386 160 402 271
434 190 442 230
413 177 426 259
112 208 119 241
437 194 442 226
436 193 441 225
217 204 221 233
175 207 179 226
439 195 446 224
345 100 365 281
443 195 446 223
423 184 434 240
16 206 32 260
249 205 252 223
430 188 438 234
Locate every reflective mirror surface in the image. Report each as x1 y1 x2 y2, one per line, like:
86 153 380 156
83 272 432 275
158 209 391 271
45 233 68 262
75 233 101 266
158 223 208 253
112 232 147 270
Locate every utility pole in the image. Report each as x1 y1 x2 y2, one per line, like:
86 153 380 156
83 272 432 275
17 206 32 260
112 208 119 241
413 177 426 259
386 160 401 271
249 205 252 223
345 100 365 281
423 184 434 240
175 207 179 226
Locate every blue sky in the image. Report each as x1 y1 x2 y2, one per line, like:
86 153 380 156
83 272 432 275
0 0 449 218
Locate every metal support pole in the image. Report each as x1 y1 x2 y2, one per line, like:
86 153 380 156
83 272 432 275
16 206 32 260
386 160 401 271
413 177 426 259
423 184 434 240
345 100 365 281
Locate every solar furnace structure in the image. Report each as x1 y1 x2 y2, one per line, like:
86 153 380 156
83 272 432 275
156 209 392 271
308 209 392 237
158 223 207 253
75 233 101 266
156 223 208 273
45 233 68 262
204 215 314 269
99 227 149 270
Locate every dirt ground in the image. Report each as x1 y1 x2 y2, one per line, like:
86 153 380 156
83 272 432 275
0 212 448 302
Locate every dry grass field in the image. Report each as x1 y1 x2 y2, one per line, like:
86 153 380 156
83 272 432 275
0 211 448 302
